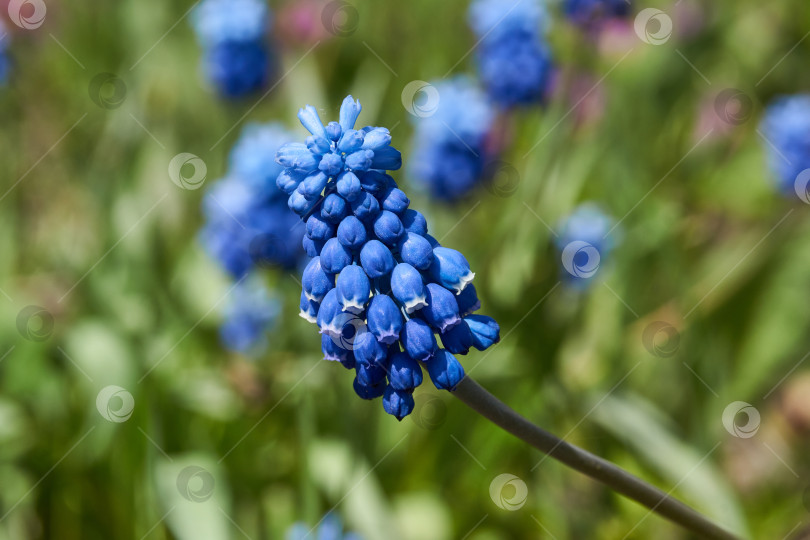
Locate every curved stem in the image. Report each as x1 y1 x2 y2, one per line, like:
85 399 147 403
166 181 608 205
452 376 741 540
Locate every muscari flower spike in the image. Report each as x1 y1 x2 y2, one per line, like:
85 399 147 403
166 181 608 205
276 96 501 420
408 77 495 202
468 0 554 107
760 94 810 198
555 203 617 289
191 0 272 98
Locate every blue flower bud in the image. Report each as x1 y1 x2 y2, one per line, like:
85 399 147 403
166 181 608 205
400 318 437 362
316 289 343 336
338 129 365 154
321 193 348 224
440 319 473 355
289 190 319 217
302 256 334 302
362 128 392 151
359 240 395 278
340 95 362 132
429 247 475 294
367 294 403 344
336 216 367 251
401 209 428 236
465 314 500 350
345 149 374 171
325 121 342 141
388 351 423 390
391 263 428 313
298 172 329 199
456 283 481 316
383 386 415 420
277 143 318 171
319 238 352 274
358 170 390 194
297 105 327 139
322 334 352 363
371 146 402 170
276 170 303 194
353 331 388 366
306 213 335 242
356 361 387 386
319 153 344 176
350 191 381 223
302 235 325 257
336 171 362 202
336 264 371 314
379 187 410 215
306 135 331 156
426 349 465 390
373 210 406 247
299 290 319 323
423 283 461 333
399 232 434 271
425 234 441 248
353 376 386 400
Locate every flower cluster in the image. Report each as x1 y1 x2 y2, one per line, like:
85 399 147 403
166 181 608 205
287 515 363 540
201 122 304 352
467 0 554 107
191 0 271 98
760 94 810 197
276 96 500 420
564 0 631 28
555 203 617 288
408 78 495 201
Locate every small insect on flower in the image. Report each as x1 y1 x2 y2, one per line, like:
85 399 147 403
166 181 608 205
761 94 810 199
276 96 501 420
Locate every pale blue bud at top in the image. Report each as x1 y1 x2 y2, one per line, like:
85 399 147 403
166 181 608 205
345 149 374 171
426 349 465 390
353 331 388 366
351 191 381 223
319 153 344 176
339 95 362 132
297 105 327 140
302 256 334 302
465 314 501 351
321 193 348 224
338 129 365 154
379 187 410 215
299 172 329 199
336 171 362 202
391 263 428 313
336 264 371 314
367 294 403 344
429 247 475 294
337 216 367 251
320 237 353 275
360 240 395 278
299 290 319 323
326 121 342 141
423 283 461 332
306 213 335 242
387 352 423 391
401 209 428 236
440 319 473 355
362 128 392 151
383 386 415 421
456 283 481 317
307 135 331 156
399 232 434 271
373 210 406 247
400 318 437 362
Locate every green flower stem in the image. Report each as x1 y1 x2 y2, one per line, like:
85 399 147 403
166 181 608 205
453 376 741 540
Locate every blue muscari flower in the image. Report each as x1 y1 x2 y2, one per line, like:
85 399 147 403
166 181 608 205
564 0 631 27
276 96 501 419
555 203 617 288
286 515 364 540
219 278 279 353
201 123 303 277
191 0 271 98
468 0 554 107
409 77 495 202
761 94 810 197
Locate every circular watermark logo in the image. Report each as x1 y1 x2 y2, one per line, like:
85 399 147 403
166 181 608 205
722 401 760 439
8 0 46 29
96 385 135 423
401 81 440 118
328 313 368 351
177 465 215 502
483 160 520 198
561 241 601 279
642 321 680 358
489 473 528 511
88 73 127 110
168 153 207 190
714 89 753 126
634 8 673 45
321 1 359 37
794 169 810 204
410 394 447 430
16 305 54 342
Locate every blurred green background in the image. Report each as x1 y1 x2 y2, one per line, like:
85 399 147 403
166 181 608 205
1 0 809 538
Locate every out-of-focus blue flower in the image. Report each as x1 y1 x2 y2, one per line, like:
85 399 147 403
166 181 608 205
286 514 364 540
408 78 494 201
219 278 279 353
276 96 501 419
468 0 553 107
564 0 631 28
0 21 10 85
555 203 617 288
761 94 810 197
191 0 271 98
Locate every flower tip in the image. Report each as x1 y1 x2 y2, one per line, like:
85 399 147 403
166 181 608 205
299 310 317 323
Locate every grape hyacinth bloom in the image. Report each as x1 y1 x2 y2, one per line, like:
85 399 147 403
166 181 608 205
564 0 631 28
760 94 810 198
286 515 363 540
276 96 500 420
408 78 495 201
555 203 617 288
219 278 279 353
468 0 554 107
191 0 271 98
